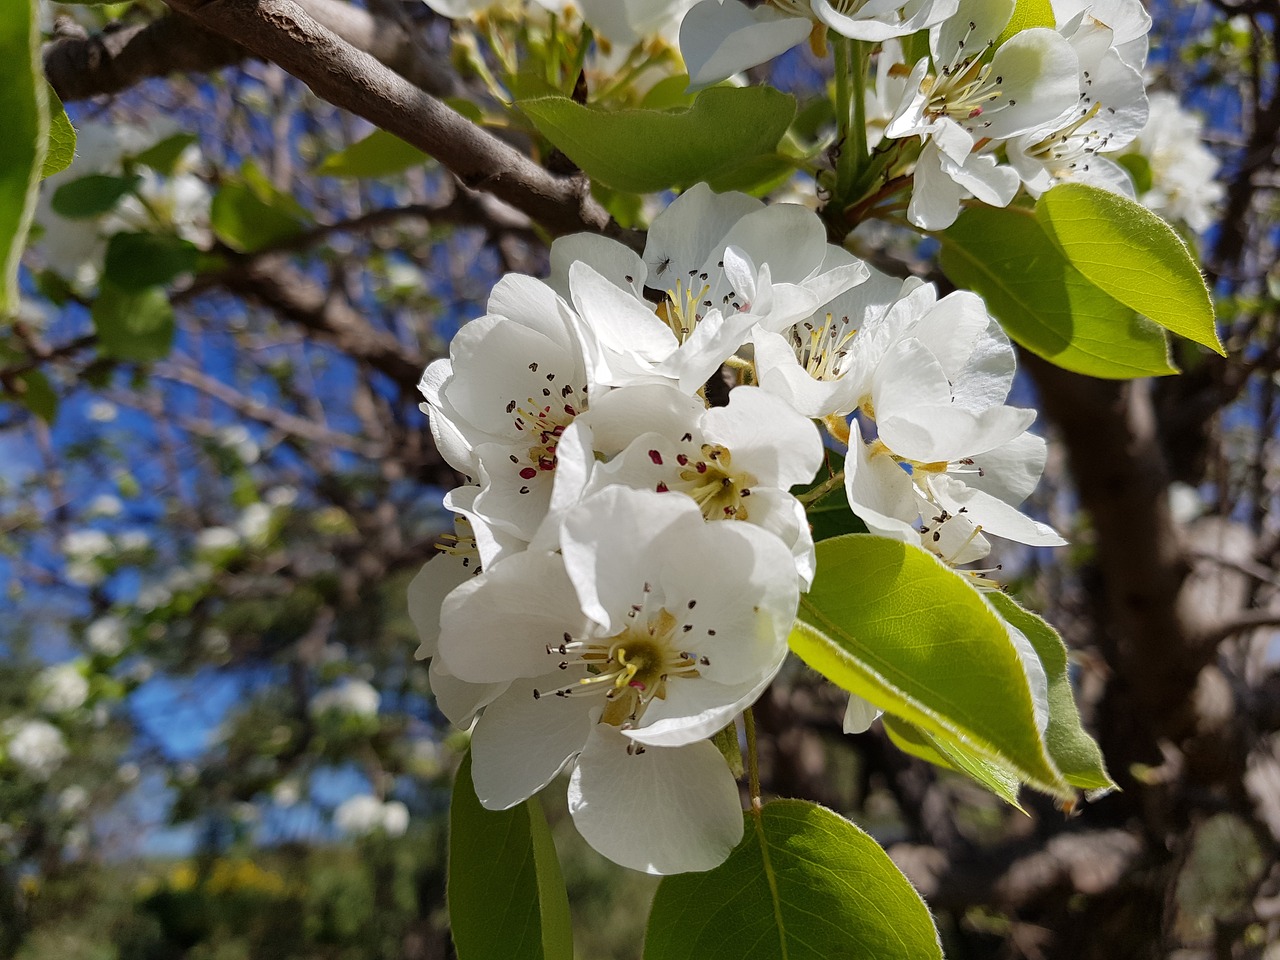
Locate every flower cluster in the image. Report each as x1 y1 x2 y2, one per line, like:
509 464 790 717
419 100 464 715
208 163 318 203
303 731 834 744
410 184 1062 873
684 0 1155 228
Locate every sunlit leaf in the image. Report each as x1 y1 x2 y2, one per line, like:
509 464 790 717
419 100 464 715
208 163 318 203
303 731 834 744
939 205 1177 379
645 799 942 960
1036 183 1222 355
41 88 76 179
987 593 1115 796
519 86 796 194
791 534 1070 797
0 0 46 316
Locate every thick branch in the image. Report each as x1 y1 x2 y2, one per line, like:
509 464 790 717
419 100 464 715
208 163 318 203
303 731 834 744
45 0 460 102
161 0 618 240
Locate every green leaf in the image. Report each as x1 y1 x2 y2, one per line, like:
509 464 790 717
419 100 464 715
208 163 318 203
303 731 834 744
11 369 58 423
882 715 1024 809
987 593 1115 796
645 799 941 960
51 174 140 219
0 0 46 317
41 89 76 179
315 129 430 178
997 0 1055 44
133 133 198 176
939 205 1177 379
91 282 175 362
1115 153 1152 194
791 535 1070 797
210 181 307 254
448 753 573 960
104 232 199 291
639 74 697 110
519 86 796 194
1036 183 1223 355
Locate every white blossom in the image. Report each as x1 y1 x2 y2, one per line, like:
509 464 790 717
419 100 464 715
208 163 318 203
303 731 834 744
438 487 798 873
36 664 89 714
86 616 128 656
309 679 381 719
5 719 69 780
333 794 408 837
883 0 1081 228
1127 91 1224 233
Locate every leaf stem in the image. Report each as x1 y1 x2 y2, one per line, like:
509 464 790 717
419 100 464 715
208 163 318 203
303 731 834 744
797 467 846 505
745 706 762 812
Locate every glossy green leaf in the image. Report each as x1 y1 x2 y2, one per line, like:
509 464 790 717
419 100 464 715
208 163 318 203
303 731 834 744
1115 153 1152 194
791 535 1070 797
51 174 140 219
41 90 76 179
882 715 1024 809
1036 183 1222 355
448 753 573 960
645 799 941 960
92 282 176 362
519 86 796 194
987 593 1115 796
0 0 45 317
104 233 199 291
315 129 430 178
939 205 1177 379
11 369 58 423
133 133 198 176
210 181 307 254
997 0 1055 44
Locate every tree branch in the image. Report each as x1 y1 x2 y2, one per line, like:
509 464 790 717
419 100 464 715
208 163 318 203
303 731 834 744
159 0 623 241
152 361 390 458
45 0 461 102
189 253 426 392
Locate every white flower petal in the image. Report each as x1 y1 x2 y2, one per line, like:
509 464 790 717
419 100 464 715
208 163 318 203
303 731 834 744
679 0 812 90
843 693 884 734
569 725 744 874
470 672 599 809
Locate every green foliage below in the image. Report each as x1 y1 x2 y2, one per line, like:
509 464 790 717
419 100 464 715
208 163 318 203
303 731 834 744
41 89 76 179
448 753 573 960
0 0 45 318
1036 183 1223 355
644 799 942 960
519 86 797 194
316 129 431 178
791 535 1071 798
51 174 141 219
104 232 199 291
939 205 1177 378
796 452 869 542
92 282 176 362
